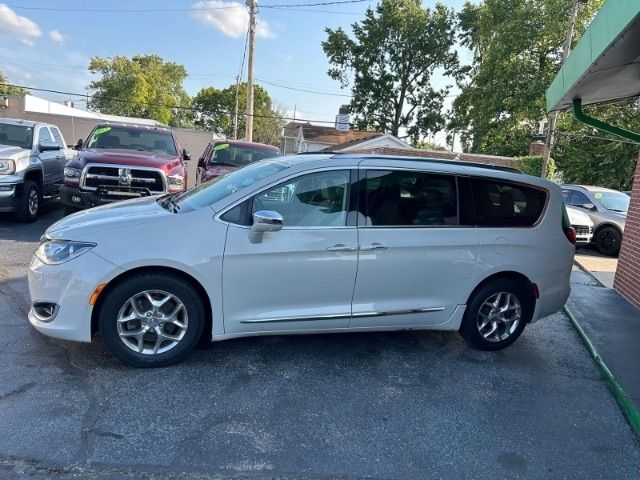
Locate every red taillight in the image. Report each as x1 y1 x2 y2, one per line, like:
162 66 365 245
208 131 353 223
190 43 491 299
565 227 577 245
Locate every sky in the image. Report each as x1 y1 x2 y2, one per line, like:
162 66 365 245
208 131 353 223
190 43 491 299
0 0 467 146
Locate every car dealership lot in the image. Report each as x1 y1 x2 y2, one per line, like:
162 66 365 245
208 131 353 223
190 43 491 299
1 208 640 479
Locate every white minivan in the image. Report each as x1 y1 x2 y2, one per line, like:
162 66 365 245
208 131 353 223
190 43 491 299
28 155 575 367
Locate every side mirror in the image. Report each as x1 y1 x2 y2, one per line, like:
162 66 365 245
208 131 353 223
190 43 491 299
183 148 191 161
39 140 61 152
74 139 83 150
249 210 283 243
581 203 597 211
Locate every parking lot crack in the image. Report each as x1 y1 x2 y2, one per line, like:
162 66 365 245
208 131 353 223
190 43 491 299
0 382 36 401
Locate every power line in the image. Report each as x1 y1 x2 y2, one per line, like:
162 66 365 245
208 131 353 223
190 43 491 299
0 82 348 126
256 78 352 97
5 1 369 13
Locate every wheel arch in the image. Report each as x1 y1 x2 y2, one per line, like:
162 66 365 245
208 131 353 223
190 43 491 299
23 168 44 192
91 265 213 342
465 271 537 323
593 222 623 239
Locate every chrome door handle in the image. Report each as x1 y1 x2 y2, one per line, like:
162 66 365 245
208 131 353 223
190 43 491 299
327 244 358 252
360 242 389 251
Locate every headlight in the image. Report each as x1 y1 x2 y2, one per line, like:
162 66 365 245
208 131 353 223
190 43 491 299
35 239 96 265
64 167 81 178
0 159 15 175
167 175 185 191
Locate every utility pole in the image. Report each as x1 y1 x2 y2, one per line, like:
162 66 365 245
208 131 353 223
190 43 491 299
541 0 584 178
245 0 257 142
233 75 240 140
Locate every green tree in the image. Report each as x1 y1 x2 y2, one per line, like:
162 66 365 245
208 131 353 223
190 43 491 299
0 71 29 95
552 100 640 190
516 155 556 179
88 55 191 127
322 0 458 141
452 0 603 156
192 83 284 146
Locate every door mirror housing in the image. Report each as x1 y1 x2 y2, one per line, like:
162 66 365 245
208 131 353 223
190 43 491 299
39 140 61 152
249 210 283 243
183 148 191 161
581 203 597 211
74 139 83 150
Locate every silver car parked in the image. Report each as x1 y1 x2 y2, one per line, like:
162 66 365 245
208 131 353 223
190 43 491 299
561 185 629 256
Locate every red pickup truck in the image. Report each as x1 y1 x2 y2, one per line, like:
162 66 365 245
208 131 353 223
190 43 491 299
60 123 190 215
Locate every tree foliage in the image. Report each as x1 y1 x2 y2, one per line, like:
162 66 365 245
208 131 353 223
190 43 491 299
452 0 603 156
192 83 284 146
322 0 458 141
553 101 640 190
0 71 29 96
88 55 191 127
516 155 556 179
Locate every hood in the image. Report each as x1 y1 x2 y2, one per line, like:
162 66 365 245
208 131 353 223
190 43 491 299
0 145 29 159
46 196 170 240
76 149 179 169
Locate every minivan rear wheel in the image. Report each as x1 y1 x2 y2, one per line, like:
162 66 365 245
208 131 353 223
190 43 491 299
98 273 205 367
461 279 531 351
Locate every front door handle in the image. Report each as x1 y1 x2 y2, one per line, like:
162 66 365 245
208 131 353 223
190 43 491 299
360 242 389 251
327 244 358 252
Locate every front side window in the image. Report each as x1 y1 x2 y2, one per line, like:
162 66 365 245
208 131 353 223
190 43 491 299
568 190 591 206
38 127 52 143
51 127 65 148
470 178 547 227
364 170 458 226
253 171 351 227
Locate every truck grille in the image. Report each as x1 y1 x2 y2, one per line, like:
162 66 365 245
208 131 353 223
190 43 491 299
81 165 166 193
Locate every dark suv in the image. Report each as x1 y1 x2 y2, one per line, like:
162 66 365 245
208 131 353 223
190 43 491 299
196 140 280 185
61 123 190 215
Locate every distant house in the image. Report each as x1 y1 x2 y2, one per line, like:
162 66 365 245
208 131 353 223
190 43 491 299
281 121 384 154
323 133 415 153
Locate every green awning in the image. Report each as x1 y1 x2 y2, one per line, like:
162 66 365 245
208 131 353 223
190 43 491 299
546 0 640 112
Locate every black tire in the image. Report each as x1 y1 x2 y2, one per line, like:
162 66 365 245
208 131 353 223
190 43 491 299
595 226 622 257
98 273 205 367
460 279 533 351
64 205 80 216
15 180 40 222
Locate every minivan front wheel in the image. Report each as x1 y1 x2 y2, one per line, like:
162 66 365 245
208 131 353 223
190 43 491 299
98 273 205 367
461 279 531 351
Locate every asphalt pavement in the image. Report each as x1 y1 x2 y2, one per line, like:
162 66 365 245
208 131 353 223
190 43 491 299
1 203 640 479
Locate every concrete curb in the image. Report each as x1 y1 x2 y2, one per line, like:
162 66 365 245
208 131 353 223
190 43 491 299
573 259 607 288
563 306 640 440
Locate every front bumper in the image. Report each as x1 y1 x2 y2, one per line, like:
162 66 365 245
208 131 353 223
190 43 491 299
28 251 122 342
0 181 23 213
60 184 156 210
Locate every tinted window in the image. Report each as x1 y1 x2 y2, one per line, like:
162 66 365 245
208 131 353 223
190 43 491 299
209 142 281 167
364 170 458 226
85 126 177 156
568 190 590 206
0 123 33 149
51 127 65 148
469 178 547 227
253 171 350 227
38 127 52 143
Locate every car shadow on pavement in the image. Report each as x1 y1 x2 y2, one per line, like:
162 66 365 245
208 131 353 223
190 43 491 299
0 200 64 243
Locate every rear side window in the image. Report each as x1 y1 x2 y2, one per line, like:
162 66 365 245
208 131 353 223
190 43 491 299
468 178 547 227
38 127 52 143
364 170 458 226
51 127 65 148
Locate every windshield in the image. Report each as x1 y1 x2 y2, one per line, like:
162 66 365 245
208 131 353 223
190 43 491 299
0 124 33 150
593 190 630 213
209 142 280 167
165 159 289 212
85 126 177 156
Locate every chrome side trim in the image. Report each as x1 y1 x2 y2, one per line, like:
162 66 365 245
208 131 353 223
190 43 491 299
239 307 446 324
352 307 446 317
239 312 351 324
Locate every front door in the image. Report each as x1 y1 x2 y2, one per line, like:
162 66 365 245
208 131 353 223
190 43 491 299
36 127 63 191
350 167 479 328
222 170 358 334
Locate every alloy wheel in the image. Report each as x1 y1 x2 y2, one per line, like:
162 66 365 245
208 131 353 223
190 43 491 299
476 292 521 343
28 188 39 217
116 290 188 355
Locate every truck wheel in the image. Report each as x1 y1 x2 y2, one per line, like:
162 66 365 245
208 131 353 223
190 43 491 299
98 272 205 368
15 180 40 222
